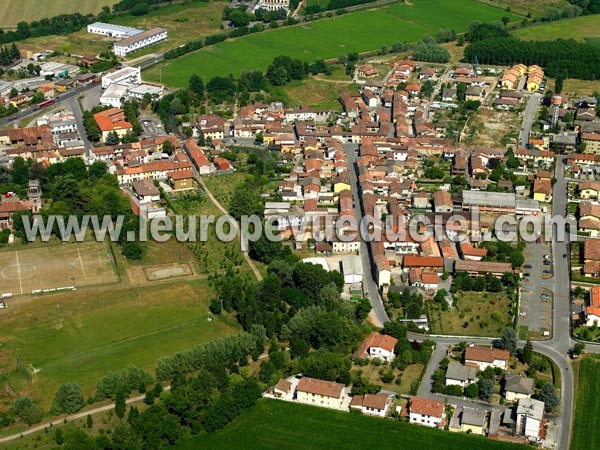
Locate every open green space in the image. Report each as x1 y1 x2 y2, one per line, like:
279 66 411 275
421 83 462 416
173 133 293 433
0 0 116 28
0 279 239 411
427 291 513 337
145 0 520 86
513 14 600 42
571 355 600 450
175 399 529 449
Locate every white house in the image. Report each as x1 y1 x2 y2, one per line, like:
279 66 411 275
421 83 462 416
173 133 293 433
352 332 398 363
464 346 510 371
296 377 347 410
349 393 392 417
408 397 445 428
516 398 544 440
445 364 477 388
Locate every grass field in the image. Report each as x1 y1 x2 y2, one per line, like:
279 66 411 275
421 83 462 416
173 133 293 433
427 291 513 337
0 241 117 296
0 0 117 28
175 399 529 449
0 279 239 412
513 14 600 42
571 355 600 450
269 75 356 109
145 0 520 86
476 0 569 17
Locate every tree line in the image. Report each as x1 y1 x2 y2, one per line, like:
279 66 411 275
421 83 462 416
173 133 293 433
464 37 600 80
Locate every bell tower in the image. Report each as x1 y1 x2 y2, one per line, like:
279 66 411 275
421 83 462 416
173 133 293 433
28 180 42 213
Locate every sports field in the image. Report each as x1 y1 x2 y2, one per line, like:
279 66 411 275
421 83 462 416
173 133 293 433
0 242 117 296
513 14 600 42
0 280 239 411
571 356 600 450
176 399 529 450
145 0 520 86
0 0 116 28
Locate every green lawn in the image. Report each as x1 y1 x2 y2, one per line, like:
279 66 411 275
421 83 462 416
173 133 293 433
513 14 600 42
0 280 239 412
175 399 529 450
0 0 116 28
145 0 520 86
571 356 600 450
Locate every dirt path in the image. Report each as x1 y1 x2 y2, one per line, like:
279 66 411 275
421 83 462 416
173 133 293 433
0 386 171 445
196 177 263 282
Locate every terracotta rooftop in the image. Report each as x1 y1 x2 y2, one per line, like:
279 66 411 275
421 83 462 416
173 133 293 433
465 346 510 363
296 377 345 398
409 397 444 417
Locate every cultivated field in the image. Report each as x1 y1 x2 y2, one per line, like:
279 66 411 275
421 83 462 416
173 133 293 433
145 0 521 86
176 399 529 449
571 355 600 450
0 280 240 411
0 0 116 28
513 14 600 42
0 241 117 296
476 0 569 17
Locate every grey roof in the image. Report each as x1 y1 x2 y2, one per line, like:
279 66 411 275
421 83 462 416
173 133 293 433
516 398 544 421
341 255 362 276
462 190 516 208
446 363 477 382
505 375 535 395
461 407 486 427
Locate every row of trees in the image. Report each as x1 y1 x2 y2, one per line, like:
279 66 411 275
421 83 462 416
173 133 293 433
464 37 600 80
0 43 20 66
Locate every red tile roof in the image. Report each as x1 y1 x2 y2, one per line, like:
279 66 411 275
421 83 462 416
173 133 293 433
409 397 444 417
465 346 510 363
296 377 344 398
353 332 398 359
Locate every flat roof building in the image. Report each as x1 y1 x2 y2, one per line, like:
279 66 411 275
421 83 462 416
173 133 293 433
113 27 168 57
87 22 144 39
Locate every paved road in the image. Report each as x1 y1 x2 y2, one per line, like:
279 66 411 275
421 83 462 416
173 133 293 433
518 93 542 148
342 143 389 327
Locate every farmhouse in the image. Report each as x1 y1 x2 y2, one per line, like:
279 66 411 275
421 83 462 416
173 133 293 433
464 346 509 371
296 377 347 410
352 332 398 362
408 397 445 428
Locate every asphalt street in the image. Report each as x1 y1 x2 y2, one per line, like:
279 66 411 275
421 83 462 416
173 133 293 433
518 93 542 148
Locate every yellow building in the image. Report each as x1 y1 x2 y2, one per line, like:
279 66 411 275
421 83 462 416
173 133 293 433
296 377 346 409
582 133 600 155
449 407 486 436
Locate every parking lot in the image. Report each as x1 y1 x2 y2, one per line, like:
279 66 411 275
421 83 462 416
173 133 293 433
519 239 554 338
140 116 166 138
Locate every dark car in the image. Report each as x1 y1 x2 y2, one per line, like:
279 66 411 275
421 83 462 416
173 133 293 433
543 259 551 265
524 264 532 269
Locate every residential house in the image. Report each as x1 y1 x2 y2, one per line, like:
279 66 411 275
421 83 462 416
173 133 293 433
533 178 552 202
579 181 600 200
504 375 535 402
464 346 510 371
586 286 600 327
445 364 477 388
449 406 486 435
296 377 346 409
352 332 398 363
582 133 600 155
433 189 453 213
349 393 392 417
93 108 133 141
131 179 160 204
408 397 445 428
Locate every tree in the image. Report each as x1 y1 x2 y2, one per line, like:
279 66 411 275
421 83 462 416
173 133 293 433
189 74 204 96
13 397 43 426
521 339 533 364
535 383 560 412
478 379 494 402
443 384 463 396
115 391 126 419
356 298 371 321
162 140 175 155
87 414 93 429
500 327 518 354
54 428 64 445
464 383 479 398
52 383 84 415
572 342 585 357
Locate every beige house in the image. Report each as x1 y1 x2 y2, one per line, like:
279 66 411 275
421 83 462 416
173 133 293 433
296 377 346 409
449 406 486 435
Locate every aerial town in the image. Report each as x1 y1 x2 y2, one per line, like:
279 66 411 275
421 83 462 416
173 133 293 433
0 0 600 449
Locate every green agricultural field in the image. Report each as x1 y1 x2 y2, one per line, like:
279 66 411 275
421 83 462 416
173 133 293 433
145 0 520 86
0 280 239 412
571 356 600 450
0 0 116 28
175 399 529 450
513 14 600 42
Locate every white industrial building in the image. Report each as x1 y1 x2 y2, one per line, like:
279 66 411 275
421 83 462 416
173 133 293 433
87 22 144 39
102 66 141 88
100 83 129 108
254 0 290 12
113 27 168 57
